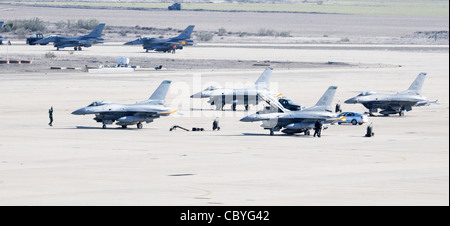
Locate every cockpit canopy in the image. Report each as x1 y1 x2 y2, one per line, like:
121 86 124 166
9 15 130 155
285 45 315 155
203 85 221 91
358 91 377 96
285 99 295 105
88 100 111 107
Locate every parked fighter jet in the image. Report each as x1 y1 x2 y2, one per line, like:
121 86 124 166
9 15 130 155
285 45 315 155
0 21 7 45
72 80 174 129
240 86 343 136
191 68 273 111
34 23 106 51
124 25 195 53
344 73 437 116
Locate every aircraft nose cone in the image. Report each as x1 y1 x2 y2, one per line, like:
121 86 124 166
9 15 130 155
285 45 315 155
72 108 86 115
190 92 204 98
344 97 357 104
240 116 251 122
240 115 257 122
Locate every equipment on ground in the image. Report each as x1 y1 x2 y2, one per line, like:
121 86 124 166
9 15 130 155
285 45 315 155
170 125 190 131
26 33 46 45
117 57 130 67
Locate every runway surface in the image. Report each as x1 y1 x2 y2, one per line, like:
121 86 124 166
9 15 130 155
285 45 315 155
0 43 448 205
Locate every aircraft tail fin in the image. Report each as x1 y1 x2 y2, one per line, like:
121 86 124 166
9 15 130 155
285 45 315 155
86 23 106 38
314 86 337 107
407 73 427 93
149 80 172 102
254 67 273 89
174 25 195 40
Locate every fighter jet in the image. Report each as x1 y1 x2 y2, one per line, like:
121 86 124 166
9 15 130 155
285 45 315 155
344 73 437 116
0 21 7 45
72 80 174 129
34 23 106 51
191 68 273 111
240 86 343 136
124 25 195 53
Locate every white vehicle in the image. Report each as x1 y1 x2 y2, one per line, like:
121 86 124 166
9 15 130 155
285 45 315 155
338 112 369 125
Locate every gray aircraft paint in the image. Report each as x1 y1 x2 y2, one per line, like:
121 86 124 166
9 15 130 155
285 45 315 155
124 25 195 52
72 80 173 129
190 67 273 111
0 21 7 42
240 86 342 135
34 23 106 50
344 73 437 116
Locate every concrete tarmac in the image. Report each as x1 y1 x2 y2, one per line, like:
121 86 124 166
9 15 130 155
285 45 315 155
0 44 448 205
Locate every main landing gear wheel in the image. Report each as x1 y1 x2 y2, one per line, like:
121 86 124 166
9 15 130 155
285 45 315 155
137 122 143 129
270 129 274 136
304 130 310 136
122 125 127 129
102 124 106 129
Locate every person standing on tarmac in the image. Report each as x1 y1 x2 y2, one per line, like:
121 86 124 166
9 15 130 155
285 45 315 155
172 44 176 54
313 120 322 137
48 106 53 126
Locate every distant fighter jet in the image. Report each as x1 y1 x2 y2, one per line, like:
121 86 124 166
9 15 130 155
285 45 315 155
35 23 106 51
124 25 195 53
240 86 343 136
0 21 7 45
191 68 273 111
72 80 174 129
344 73 437 116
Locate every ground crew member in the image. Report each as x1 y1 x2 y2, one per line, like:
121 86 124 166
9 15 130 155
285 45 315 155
335 101 342 113
313 120 322 137
213 117 220 131
172 44 176 54
365 122 374 137
48 106 53 126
